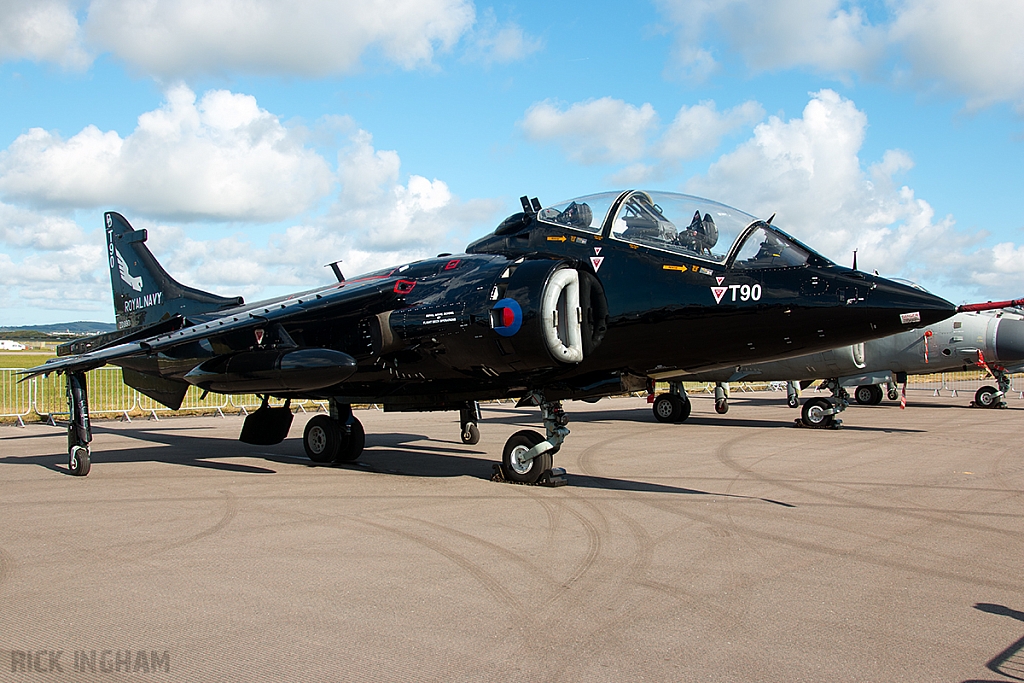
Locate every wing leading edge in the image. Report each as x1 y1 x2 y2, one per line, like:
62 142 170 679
20 277 402 381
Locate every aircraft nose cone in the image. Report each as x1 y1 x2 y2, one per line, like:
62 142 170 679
995 317 1024 364
867 276 957 328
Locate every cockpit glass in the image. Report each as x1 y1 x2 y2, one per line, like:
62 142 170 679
537 193 615 234
537 190 814 268
608 191 755 263
732 226 810 269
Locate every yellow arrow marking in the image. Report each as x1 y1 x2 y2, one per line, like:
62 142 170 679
547 235 567 242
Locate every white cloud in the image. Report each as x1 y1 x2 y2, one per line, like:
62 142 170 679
96 130 502 301
889 0 1024 111
83 0 475 78
0 89 504 317
0 0 90 69
0 205 107 316
0 85 334 222
521 98 659 164
685 89 1024 298
657 0 883 80
657 100 765 161
657 0 1024 112
464 10 543 65
522 97 764 174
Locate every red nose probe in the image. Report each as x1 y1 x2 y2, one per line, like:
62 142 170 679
956 298 1024 313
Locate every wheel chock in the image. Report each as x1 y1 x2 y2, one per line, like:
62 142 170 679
492 464 568 486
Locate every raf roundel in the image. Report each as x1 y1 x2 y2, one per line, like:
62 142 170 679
491 298 523 337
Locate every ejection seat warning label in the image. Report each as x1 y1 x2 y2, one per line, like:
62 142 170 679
900 312 921 324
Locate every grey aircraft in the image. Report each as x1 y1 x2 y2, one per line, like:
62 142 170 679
648 298 1024 428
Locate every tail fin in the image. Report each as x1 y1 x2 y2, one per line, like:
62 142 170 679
105 212 244 330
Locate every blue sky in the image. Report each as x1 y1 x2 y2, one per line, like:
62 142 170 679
1 0 1023 325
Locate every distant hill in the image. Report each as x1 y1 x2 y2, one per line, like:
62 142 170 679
0 321 116 336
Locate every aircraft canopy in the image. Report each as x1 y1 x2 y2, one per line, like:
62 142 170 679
538 190 818 268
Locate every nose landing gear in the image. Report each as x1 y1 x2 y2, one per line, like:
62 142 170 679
973 368 1010 409
798 379 848 428
498 393 568 485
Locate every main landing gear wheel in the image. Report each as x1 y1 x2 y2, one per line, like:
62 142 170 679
69 445 91 477
855 384 883 405
975 385 1000 408
714 399 729 414
652 394 692 423
801 397 835 428
304 415 339 463
653 394 678 423
502 430 552 484
336 418 365 462
461 423 480 444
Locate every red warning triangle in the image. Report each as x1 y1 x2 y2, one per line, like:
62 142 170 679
590 256 605 272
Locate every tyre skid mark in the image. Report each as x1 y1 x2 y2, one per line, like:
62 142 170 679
713 430 1020 540
354 516 532 626
159 489 239 553
543 493 657 683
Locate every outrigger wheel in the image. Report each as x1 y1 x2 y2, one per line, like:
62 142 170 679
460 401 482 444
66 371 92 476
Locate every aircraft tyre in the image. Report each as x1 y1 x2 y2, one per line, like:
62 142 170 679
304 415 340 463
975 386 1000 409
336 418 365 462
653 394 681 423
715 399 729 414
502 430 552 484
675 396 691 423
855 384 883 405
887 387 899 401
787 396 799 408
69 445 91 477
801 397 834 428
461 423 481 445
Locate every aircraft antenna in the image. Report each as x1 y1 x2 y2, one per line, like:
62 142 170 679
326 261 345 282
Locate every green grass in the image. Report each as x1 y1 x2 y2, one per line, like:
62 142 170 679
0 351 57 370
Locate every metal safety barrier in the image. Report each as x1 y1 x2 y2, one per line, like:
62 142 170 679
0 370 34 426
4 367 1023 425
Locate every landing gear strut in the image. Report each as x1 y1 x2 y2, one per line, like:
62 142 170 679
66 372 92 476
651 381 691 423
302 398 365 463
460 400 481 444
501 393 568 484
799 379 848 428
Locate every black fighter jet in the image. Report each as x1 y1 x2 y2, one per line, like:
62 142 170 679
23 190 955 481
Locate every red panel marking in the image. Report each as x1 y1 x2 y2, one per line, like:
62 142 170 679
394 280 416 294
445 259 461 270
